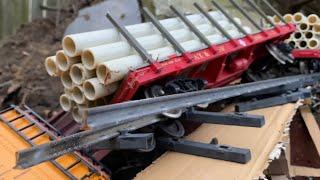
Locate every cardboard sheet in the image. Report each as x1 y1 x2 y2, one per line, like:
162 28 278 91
135 103 298 180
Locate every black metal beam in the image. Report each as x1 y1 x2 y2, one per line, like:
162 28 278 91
157 137 251 164
235 88 311 112
15 74 320 169
183 109 265 127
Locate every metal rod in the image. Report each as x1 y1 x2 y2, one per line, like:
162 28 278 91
261 0 287 24
106 13 154 64
194 2 232 40
142 7 186 54
211 0 248 36
170 6 212 47
18 123 35 131
229 0 263 31
244 0 275 27
15 74 320 169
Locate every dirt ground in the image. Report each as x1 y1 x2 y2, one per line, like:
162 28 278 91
0 0 102 118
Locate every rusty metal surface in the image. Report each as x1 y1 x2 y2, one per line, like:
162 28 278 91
290 111 320 168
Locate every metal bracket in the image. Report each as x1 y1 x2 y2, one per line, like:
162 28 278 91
157 137 251 164
235 88 312 112
92 133 155 152
183 108 265 127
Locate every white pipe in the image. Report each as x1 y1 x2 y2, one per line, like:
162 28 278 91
308 38 320 49
72 105 87 124
95 28 244 84
313 24 320 35
293 12 306 24
298 22 310 32
284 14 293 23
70 63 95 85
272 15 281 24
82 24 217 70
56 50 81 71
71 97 109 123
298 40 308 49
293 31 304 40
288 39 296 48
71 86 87 104
304 31 315 39
64 88 73 98
45 56 60 76
96 35 229 85
307 14 319 25
59 94 74 111
61 71 73 89
62 11 227 57
83 78 118 100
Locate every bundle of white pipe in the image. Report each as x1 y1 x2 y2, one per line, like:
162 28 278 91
44 10 256 123
282 13 320 50
63 11 227 57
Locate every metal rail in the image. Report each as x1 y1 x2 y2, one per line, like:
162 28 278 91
142 7 187 55
194 2 233 40
170 6 212 47
106 13 155 65
210 0 248 36
86 74 320 129
15 74 320 169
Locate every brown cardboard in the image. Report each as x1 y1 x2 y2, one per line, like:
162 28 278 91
135 103 298 180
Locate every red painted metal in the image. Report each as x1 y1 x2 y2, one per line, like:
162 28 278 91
111 24 295 103
292 49 320 59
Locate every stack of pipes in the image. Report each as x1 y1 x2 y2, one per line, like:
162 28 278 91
44 10 252 123
272 13 320 49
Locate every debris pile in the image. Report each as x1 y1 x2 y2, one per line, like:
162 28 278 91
45 10 253 123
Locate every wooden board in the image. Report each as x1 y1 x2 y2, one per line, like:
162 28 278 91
135 103 298 180
299 105 320 155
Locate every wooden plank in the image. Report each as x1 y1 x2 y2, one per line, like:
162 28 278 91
135 103 298 180
299 105 320 155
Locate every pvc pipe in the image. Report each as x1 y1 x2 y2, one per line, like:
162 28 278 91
63 11 225 57
82 24 217 70
288 40 296 48
308 38 320 49
272 15 281 24
313 24 320 35
96 36 227 84
293 32 304 40
56 50 81 71
71 86 87 104
72 105 87 124
45 56 60 77
61 70 73 89
72 98 109 123
298 40 308 49
284 14 293 23
64 88 73 98
59 94 74 111
70 63 95 85
293 12 306 24
83 78 118 100
298 22 310 32
96 27 243 84
307 14 319 25
305 31 315 39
